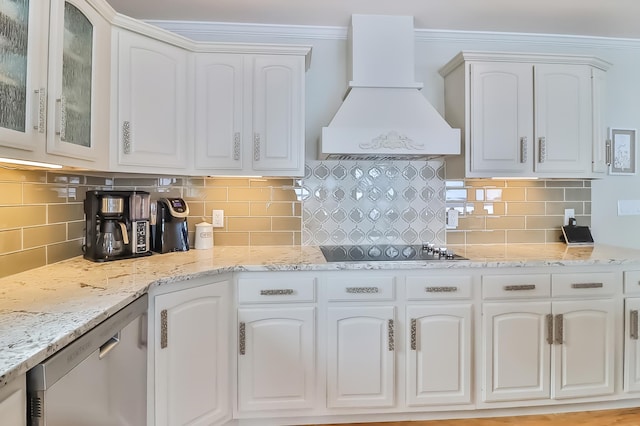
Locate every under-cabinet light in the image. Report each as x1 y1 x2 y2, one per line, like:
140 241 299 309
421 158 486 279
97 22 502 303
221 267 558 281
0 157 63 169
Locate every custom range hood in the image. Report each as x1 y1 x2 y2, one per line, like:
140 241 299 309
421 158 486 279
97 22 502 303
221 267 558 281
320 15 460 160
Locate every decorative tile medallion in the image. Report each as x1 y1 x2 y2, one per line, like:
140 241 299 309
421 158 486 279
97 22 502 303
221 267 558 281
302 160 446 246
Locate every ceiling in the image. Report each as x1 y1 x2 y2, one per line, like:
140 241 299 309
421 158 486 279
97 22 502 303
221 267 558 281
105 0 640 39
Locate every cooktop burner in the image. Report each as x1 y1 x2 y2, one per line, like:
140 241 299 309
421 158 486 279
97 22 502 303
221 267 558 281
320 244 467 262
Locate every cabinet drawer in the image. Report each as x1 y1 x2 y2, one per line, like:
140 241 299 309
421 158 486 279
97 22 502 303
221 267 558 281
552 272 616 297
326 276 395 301
624 270 640 294
406 275 473 300
237 276 316 303
482 274 550 299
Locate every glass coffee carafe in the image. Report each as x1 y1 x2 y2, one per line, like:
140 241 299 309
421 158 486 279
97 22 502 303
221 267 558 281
97 219 128 258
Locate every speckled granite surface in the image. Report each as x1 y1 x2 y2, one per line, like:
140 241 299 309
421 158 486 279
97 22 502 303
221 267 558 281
2 243 640 389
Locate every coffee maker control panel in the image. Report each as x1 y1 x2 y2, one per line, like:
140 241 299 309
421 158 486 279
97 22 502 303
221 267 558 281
165 198 190 218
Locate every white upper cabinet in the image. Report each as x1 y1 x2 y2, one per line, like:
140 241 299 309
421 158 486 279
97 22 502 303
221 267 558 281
46 0 110 165
440 52 611 179
193 53 245 172
250 55 305 175
193 52 307 176
0 0 48 154
114 29 188 171
0 0 109 168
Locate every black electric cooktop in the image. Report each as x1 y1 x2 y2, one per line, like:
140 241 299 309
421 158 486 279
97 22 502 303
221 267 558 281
319 244 467 262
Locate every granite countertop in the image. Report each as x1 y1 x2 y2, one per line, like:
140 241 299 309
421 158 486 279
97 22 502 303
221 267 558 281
3 242 640 388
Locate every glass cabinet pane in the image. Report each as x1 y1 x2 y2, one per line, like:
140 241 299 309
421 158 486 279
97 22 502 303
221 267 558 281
0 0 29 133
61 2 92 147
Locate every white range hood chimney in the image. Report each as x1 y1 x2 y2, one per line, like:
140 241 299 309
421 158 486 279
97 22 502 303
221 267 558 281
320 14 460 160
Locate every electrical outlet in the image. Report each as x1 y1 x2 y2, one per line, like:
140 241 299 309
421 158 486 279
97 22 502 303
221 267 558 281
446 209 459 229
212 210 224 227
564 209 575 226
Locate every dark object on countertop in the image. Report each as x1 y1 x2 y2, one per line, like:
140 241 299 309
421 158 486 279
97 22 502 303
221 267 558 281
561 223 594 246
152 198 190 253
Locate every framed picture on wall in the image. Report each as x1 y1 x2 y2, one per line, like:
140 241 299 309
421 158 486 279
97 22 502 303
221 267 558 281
609 128 636 175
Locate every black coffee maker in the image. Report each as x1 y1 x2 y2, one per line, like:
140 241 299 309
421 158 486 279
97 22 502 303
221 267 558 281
84 190 152 262
151 198 190 253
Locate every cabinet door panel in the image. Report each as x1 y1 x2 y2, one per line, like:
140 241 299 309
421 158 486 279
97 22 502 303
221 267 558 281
155 282 230 426
46 0 109 164
534 64 591 174
406 304 472 406
251 55 304 173
0 0 47 152
552 299 615 399
469 63 533 174
237 307 315 411
482 302 551 402
327 306 395 408
625 298 640 392
117 30 187 169
194 53 244 171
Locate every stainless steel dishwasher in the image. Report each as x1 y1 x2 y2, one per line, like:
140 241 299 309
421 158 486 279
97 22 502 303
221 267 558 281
27 295 148 426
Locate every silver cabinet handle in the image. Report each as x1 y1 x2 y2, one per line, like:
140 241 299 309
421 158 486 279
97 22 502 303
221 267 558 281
520 137 528 163
122 121 131 155
388 319 395 351
260 289 294 296
160 309 168 349
253 133 260 161
554 313 564 344
138 312 148 348
239 321 246 355
33 88 46 133
605 139 612 166
538 137 546 163
55 96 66 141
425 286 458 293
631 310 639 340
233 132 241 160
346 287 379 294
99 332 121 359
410 318 417 350
571 282 603 289
546 314 553 345
504 284 536 291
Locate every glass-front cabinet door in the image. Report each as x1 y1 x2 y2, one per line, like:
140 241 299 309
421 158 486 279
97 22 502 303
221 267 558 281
46 0 109 164
0 0 48 152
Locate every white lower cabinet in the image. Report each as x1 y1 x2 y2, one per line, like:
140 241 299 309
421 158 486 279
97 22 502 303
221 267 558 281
483 299 615 403
236 306 316 411
327 306 396 408
152 278 231 426
0 375 26 426
406 304 472 406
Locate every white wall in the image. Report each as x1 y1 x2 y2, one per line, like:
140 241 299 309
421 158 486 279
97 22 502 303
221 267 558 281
155 21 640 248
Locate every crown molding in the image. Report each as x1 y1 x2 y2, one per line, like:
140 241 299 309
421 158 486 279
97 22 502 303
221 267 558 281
148 19 640 51
146 20 348 41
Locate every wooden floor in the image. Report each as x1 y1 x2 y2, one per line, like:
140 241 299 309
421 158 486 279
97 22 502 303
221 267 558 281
316 408 640 425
